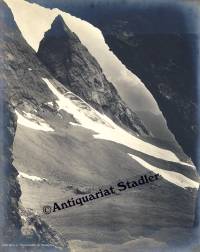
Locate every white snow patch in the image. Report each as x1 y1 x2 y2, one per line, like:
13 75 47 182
21 216 27 221
42 78 192 167
128 154 199 189
179 162 195 169
16 111 54 132
69 122 81 127
18 171 47 182
47 102 54 106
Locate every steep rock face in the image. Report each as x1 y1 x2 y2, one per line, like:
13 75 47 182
19 208 69 249
1 101 68 250
0 1 69 249
0 0 56 113
1 101 22 243
104 32 198 167
37 15 150 136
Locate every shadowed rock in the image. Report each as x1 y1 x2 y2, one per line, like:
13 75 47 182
37 15 150 136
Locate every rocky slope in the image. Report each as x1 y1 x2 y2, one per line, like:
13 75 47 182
1 100 68 251
31 0 199 167
0 1 69 249
37 15 149 136
0 1 56 112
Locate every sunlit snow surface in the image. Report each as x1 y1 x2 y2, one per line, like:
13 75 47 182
128 154 199 189
42 78 198 189
18 171 47 182
16 111 54 132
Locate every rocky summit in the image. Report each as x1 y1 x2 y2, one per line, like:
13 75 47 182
37 15 150 136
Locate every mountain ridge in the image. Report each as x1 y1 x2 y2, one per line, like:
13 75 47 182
37 14 150 136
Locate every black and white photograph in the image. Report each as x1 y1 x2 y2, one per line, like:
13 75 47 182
0 0 200 251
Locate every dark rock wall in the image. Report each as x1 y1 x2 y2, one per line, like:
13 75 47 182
104 32 198 167
1 100 22 243
0 1 69 250
0 0 57 113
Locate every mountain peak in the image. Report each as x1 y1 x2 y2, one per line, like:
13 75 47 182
46 14 72 38
38 15 150 136
53 14 65 27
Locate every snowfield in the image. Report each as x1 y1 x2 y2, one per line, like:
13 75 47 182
16 111 54 132
128 154 199 189
18 171 47 182
42 78 198 190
